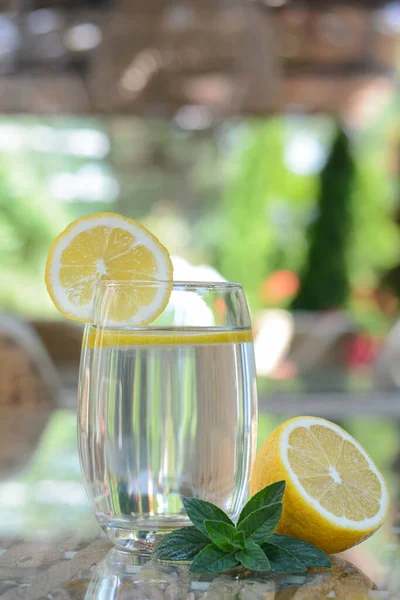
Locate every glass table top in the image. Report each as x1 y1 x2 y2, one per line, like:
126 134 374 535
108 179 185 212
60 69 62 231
0 543 393 599
0 408 399 598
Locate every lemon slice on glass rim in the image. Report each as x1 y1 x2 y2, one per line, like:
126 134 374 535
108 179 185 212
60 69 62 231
45 213 173 325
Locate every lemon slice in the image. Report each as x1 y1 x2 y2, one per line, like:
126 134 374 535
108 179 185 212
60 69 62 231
85 328 253 348
250 416 390 554
45 212 173 324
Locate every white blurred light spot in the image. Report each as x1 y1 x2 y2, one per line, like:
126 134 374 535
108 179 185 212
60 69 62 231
0 124 109 158
35 481 88 505
28 9 61 35
167 257 227 327
50 172 75 201
77 164 119 202
64 23 102 52
0 124 25 150
284 132 326 176
175 106 213 130
375 2 400 34
28 125 55 152
172 291 215 327
49 164 119 203
0 482 27 507
119 50 160 98
120 68 147 94
254 310 294 377
171 256 226 283
0 16 20 56
62 129 110 158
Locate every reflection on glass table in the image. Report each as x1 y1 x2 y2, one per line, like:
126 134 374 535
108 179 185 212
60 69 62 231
85 548 380 599
0 538 395 599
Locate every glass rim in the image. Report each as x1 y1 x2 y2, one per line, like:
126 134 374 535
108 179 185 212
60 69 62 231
95 279 243 290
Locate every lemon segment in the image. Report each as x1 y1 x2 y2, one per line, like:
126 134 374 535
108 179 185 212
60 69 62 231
45 213 173 325
86 328 253 349
250 416 390 554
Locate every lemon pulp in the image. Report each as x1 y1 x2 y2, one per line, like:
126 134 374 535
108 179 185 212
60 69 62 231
250 416 390 554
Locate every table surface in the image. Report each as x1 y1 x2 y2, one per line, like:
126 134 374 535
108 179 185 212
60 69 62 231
1 406 400 599
0 540 395 600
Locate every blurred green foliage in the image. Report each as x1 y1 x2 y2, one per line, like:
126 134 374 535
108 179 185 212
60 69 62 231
0 113 397 330
349 130 398 289
216 119 317 309
292 127 354 311
215 116 398 328
0 154 68 316
0 118 115 317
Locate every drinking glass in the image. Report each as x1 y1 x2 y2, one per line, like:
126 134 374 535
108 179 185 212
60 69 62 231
78 280 257 552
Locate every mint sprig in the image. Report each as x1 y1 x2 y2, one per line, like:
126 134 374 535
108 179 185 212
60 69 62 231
153 481 331 574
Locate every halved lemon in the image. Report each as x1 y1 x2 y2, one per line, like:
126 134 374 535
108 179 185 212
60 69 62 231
45 213 173 325
250 416 390 554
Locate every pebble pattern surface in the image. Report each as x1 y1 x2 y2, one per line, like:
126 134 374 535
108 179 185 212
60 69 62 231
0 538 385 600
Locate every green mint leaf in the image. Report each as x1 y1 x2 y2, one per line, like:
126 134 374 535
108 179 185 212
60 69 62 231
262 542 307 573
189 544 238 574
234 530 246 549
204 520 240 552
238 482 286 524
235 541 271 572
269 534 331 568
237 502 282 544
152 526 210 561
183 498 234 536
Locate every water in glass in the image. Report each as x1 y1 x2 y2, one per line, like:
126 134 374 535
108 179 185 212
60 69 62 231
78 282 257 551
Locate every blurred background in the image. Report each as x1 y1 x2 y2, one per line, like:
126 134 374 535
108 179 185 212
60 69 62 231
0 0 399 588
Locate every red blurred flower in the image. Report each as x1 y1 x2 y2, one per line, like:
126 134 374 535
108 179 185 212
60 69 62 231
260 270 300 304
345 333 382 369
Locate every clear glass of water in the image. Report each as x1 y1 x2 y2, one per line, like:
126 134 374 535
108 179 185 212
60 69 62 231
78 280 258 552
